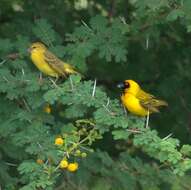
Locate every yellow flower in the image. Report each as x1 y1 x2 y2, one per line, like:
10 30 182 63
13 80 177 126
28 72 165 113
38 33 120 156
44 104 51 114
60 159 68 169
55 137 64 146
36 159 44 164
67 162 78 172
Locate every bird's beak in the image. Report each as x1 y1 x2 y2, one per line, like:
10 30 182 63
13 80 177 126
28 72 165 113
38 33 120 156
117 82 125 89
27 48 32 53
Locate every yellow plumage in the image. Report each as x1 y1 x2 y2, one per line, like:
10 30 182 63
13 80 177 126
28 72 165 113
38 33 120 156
29 42 79 78
118 80 168 116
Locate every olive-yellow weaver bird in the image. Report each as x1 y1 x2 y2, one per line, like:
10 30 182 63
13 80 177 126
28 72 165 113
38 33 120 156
117 80 168 116
28 42 79 78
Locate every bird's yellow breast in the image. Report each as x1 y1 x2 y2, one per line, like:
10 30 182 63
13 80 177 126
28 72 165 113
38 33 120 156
30 50 58 77
121 93 148 116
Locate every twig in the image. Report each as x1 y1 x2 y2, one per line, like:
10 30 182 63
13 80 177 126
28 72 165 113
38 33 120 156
54 163 61 172
22 98 31 112
0 59 7 66
6 53 19 60
92 79 97 97
79 145 93 152
2 76 9 82
103 104 112 114
5 162 17 167
108 0 116 19
49 78 59 88
81 20 93 32
126 129 143 134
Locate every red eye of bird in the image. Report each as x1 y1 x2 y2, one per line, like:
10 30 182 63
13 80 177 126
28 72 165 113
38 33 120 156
124 82 130 88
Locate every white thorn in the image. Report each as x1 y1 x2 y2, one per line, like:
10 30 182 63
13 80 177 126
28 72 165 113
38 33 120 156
81 20 93 31
146 110 150 128
92 79 97 97
146 35 149 49
0 59 7 65
162 133 173 140
5 162 17 167
106 98 110 107
21 68 25 76
126 129 142 134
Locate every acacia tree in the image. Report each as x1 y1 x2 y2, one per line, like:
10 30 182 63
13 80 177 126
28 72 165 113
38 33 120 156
1 0 191 189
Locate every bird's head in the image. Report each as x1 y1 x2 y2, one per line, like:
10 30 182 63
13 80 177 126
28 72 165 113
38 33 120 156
117 79 140 95
28 42 47 53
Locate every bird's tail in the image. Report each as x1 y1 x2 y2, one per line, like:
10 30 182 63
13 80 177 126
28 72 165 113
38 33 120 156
155 99 168 107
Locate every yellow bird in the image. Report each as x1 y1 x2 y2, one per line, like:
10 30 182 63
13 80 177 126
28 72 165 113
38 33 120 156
117 80 168 116
28 42 79 78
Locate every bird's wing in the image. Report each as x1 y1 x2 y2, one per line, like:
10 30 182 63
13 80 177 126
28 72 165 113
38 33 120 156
136 89 155 100
137 89 168 113
139 99 160 113
44 50 70 77
44 50 79 77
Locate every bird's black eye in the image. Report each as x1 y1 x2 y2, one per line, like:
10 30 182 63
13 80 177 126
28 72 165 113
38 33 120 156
124 82 130 88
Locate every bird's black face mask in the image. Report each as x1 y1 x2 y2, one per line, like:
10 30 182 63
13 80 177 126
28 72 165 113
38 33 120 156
117 81 130 90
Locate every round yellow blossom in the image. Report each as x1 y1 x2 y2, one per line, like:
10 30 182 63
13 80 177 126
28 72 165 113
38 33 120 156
36 159 44 164
67 162 78 172
44 104 51 114
60 159 69 169
55 137 64 146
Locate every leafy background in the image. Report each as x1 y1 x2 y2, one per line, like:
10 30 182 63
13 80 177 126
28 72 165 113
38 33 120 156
1 0 191 189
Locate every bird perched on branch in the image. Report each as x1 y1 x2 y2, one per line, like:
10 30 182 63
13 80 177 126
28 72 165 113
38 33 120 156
28 42 79 78
117 80 168 116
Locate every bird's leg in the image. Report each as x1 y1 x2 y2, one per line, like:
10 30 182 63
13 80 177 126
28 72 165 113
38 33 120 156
123 105 128 116
54 76 59 84
38 72 43 85
145 110 150 128
69 75 74 91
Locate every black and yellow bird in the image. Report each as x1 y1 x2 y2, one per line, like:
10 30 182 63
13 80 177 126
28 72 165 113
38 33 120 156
117 80 168 116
